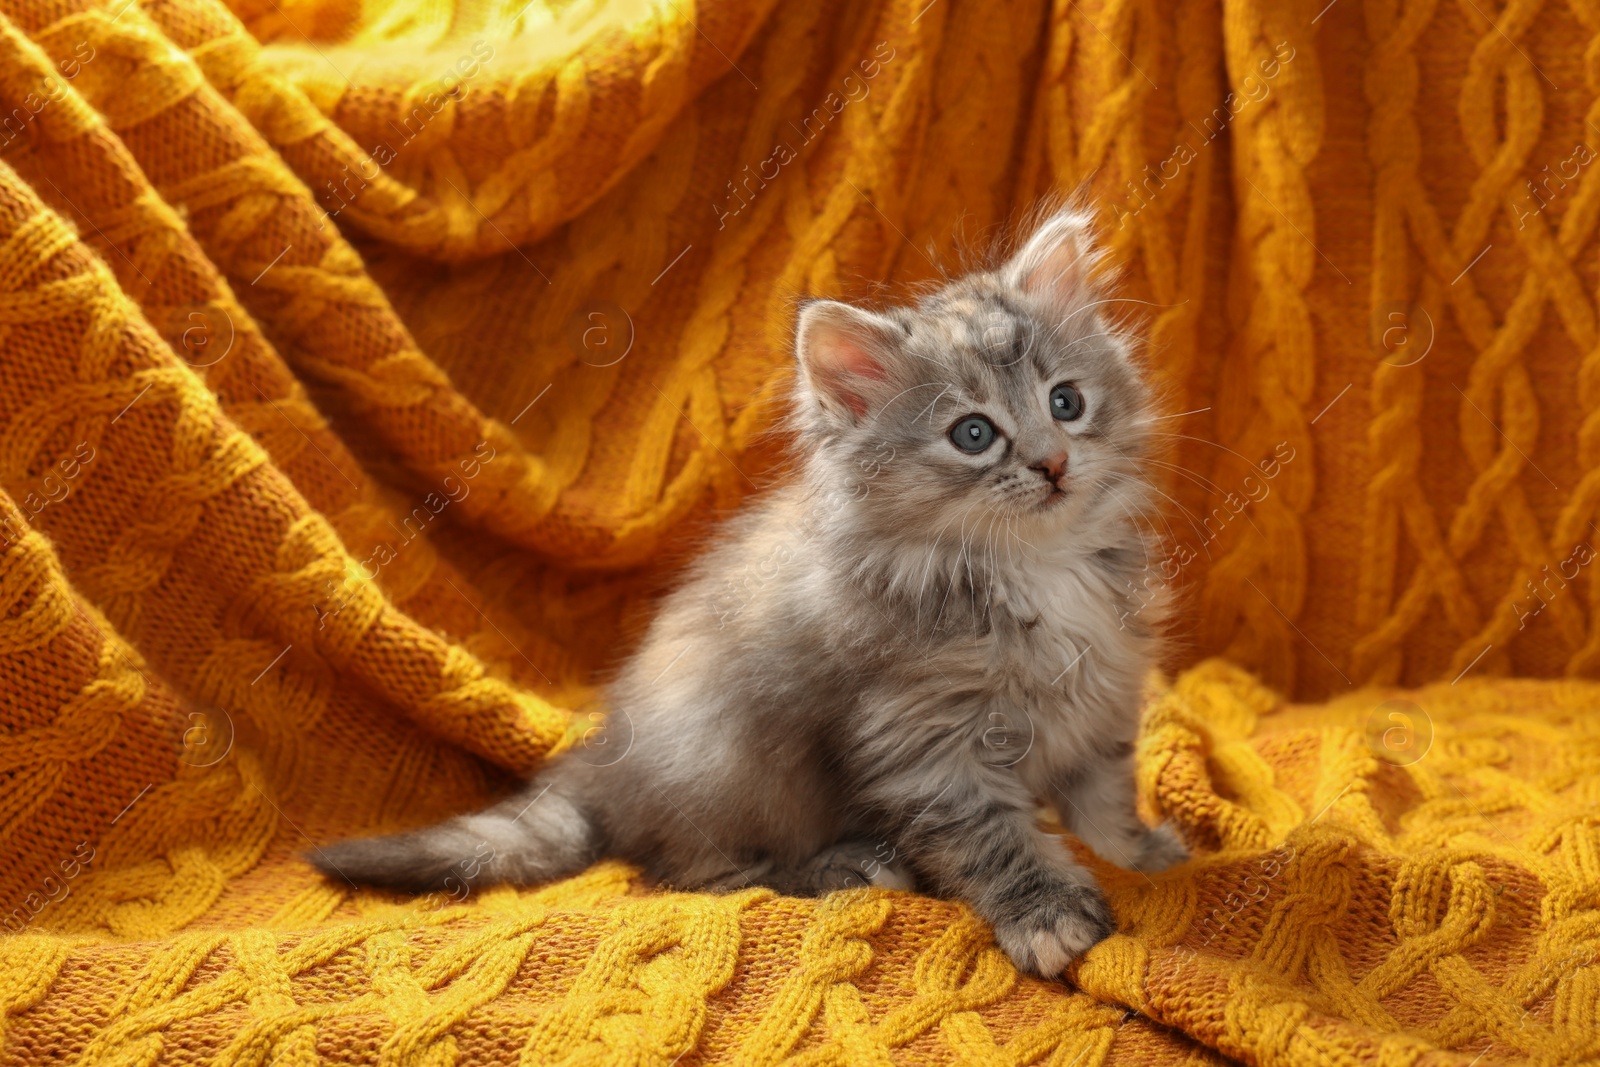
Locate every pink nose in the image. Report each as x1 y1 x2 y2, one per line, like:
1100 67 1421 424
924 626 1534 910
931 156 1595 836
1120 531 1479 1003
1031 451 1068 487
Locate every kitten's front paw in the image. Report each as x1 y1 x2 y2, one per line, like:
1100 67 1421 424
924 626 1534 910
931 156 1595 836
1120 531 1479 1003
989 882 1115 976
1131 824 1189 872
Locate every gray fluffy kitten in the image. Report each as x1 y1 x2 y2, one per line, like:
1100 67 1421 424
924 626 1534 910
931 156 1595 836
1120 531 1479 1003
314 206 1188 975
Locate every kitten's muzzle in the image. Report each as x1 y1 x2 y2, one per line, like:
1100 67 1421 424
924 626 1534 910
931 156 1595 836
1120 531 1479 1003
1029 451 1069 488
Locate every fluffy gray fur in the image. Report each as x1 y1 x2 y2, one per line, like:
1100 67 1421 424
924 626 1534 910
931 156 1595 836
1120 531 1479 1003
312 206 1187 976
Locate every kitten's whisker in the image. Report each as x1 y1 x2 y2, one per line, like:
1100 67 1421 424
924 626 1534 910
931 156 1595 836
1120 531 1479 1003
879 380 956 418
1140 458 1269 542
1019 323 1039 369
1138 452 1246 490
919 502 972 592
948 498 991 625
1108 467 1205 526
1096 483 1159 571
1107 476 1196 556
1140 457 1233 500
976 510 1004 611
915 383 956 426
1062 296 1184 323
1137 458 1266 537
1001 500 1038 554
918 498 983 631
1147 407 1211 422
1099 439 1212 555
1143 431 1288 479
992 511 1017 575
941 510 974 627
988 511 1003 592
1100 470 1214 561
1075 479 1148 556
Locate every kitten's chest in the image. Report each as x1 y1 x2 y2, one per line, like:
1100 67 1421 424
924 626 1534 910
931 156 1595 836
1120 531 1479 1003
983 558 1146 773
992 561 1126 681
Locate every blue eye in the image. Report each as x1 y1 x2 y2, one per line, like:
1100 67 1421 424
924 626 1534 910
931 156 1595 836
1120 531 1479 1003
950 416 996 453
1050 383 1085 421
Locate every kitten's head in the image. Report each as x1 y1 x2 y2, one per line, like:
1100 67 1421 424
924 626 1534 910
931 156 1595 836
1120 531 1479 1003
790 207 1155 551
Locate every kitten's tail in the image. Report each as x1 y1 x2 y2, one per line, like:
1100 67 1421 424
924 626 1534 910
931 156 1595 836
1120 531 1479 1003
308 774 599 895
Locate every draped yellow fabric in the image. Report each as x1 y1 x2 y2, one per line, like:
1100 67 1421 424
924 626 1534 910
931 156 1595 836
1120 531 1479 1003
0 0 1597 1063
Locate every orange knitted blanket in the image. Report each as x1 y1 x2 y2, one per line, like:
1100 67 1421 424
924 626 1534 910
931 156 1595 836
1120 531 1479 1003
1 0 1597 1063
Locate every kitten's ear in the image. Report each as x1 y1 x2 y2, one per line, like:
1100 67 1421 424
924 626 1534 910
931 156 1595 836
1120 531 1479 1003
795 300 902 423
1004 208 1101 308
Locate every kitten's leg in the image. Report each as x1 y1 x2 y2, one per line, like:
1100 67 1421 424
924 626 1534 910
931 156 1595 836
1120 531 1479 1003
764 841 915 895
699 842 913 895
1053 752 1188 873
882 771 1114 976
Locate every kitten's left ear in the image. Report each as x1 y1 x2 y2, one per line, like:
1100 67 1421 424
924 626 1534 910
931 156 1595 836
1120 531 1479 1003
1004 208 1102 308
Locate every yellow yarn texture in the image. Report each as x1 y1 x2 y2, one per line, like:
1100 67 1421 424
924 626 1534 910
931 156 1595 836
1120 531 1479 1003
1 0 1599 1062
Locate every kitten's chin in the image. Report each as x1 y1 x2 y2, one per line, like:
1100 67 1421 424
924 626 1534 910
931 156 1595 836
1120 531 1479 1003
1036 486 1071 511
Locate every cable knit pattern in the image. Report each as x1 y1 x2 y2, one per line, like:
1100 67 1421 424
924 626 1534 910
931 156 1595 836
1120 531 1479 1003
1 0 1600 1063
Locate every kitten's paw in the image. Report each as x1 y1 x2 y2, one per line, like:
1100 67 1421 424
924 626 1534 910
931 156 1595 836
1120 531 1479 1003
809 842 914 893
764 841 916 896
1131 824 1189 872
989 882 1115 976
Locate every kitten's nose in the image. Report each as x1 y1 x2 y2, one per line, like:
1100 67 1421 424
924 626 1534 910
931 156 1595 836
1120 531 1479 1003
1030 451 1069 487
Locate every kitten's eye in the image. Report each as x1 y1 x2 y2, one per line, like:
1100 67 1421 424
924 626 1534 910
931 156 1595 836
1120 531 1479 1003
950 416 997 453
1050 383 1085 422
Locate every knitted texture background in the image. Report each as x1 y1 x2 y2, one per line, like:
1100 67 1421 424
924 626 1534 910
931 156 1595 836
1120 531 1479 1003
1 0 1598 1063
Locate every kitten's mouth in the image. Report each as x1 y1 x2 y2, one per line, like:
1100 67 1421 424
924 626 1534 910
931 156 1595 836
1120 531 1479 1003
1039 485 1071 509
